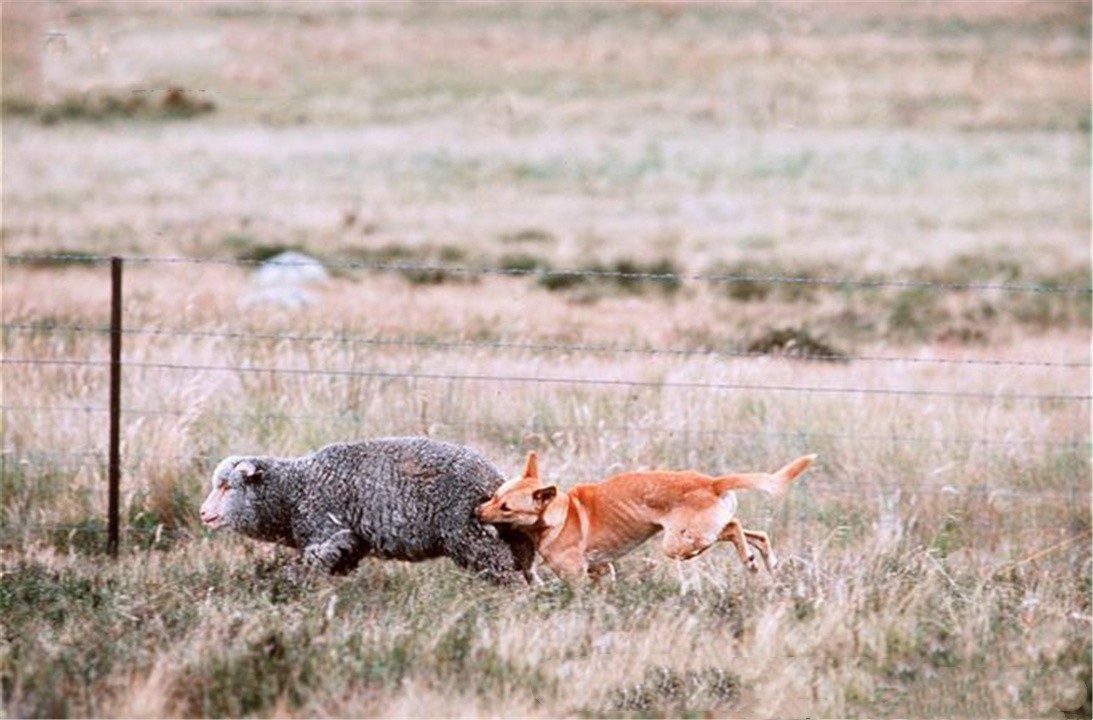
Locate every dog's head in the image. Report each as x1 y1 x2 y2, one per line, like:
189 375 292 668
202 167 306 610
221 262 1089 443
476 451 558 527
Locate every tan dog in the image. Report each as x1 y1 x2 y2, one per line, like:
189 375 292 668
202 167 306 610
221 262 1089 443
475 452 816 582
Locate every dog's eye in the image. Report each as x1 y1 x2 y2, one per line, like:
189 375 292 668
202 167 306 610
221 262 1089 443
500 503 510 512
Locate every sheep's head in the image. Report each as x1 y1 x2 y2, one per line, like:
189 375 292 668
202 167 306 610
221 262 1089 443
200 456 266 532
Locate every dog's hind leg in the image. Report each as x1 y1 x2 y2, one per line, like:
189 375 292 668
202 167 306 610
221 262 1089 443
718 519 759 573
743 528 777 572
662 527 715 561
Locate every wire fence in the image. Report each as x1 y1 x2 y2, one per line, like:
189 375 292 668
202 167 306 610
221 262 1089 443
6 251 1093 294
4 322 1090 369
4 356 1089 402
3 253 1091 551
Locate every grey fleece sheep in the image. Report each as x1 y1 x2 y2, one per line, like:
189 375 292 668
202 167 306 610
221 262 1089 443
199 437 535 583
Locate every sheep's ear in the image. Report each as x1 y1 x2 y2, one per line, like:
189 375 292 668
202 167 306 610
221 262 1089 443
237 460 264 484
532 485 556 508
523 451 539 480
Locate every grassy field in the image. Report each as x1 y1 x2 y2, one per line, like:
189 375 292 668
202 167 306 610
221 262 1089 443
2 1 1091 717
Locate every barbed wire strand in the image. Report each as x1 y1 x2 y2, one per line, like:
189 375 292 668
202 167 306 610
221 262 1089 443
7 518 1091 551
3 357 1088 402
4 252 1091 295
2 447 1087 501
3 410 1089 450
5 322 1089 370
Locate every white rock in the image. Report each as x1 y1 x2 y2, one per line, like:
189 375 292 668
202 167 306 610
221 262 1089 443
251 251 329 288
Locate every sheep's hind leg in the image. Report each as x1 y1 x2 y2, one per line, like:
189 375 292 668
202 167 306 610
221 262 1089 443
303 529 366 575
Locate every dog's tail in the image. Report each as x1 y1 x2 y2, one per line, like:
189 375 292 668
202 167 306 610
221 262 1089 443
713 454 816 498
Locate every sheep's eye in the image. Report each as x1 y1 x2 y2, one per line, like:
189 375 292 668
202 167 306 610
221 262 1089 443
500 502 510 512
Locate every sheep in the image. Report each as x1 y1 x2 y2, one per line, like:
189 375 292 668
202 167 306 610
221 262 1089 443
199 436 536 584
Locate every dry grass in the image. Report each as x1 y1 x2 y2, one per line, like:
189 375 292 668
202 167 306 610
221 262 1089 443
2 1 1091 718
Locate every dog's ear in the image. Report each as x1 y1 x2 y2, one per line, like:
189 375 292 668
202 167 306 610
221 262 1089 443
532 485 557 508
523 451 539 481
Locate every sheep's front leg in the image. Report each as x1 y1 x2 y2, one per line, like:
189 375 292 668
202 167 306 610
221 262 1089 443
303 529 365 575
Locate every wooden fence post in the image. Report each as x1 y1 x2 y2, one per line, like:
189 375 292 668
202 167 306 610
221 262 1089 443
108 257 122 557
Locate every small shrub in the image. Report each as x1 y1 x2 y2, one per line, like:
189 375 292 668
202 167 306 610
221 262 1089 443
888 287 948 340
342 243 422 265
401 266 456 285
537 269 587 292
220 236 297 264
744 327 849 362
709 261 777 302
498 253 550 274
710 260 823 302
536 257 682 296
617 257 682 295
437 245 467 263
3 87 215 124
917 252 1023 285
341 243 478 286
500 228 555 244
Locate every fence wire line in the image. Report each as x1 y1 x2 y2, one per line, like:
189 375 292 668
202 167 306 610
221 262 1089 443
5 252 1091 295
3 449 1087 500
5 322 1089 370
3 408 1089 450
6 518 1091 547
4 356 1089 402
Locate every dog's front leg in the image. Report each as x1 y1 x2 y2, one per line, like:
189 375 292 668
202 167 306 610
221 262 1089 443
588 562 616 584
544 548 591 583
